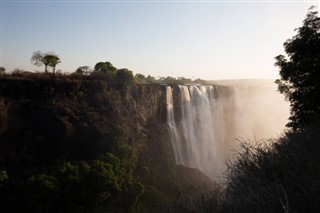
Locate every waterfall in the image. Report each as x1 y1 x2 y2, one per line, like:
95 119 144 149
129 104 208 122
166 85 227 179
166 83 289 180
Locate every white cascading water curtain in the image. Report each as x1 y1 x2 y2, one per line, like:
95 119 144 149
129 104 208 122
166 86 183 163
166 83 290 180
166 85 227 180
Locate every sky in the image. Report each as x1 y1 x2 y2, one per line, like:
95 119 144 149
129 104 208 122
0 0 318 80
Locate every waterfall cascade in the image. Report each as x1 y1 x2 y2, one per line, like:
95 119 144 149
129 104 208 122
166 83 289 180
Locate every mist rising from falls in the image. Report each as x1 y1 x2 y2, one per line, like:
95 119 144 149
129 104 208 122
166 82 290 180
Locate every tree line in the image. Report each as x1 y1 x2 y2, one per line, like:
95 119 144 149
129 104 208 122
1 55 207 85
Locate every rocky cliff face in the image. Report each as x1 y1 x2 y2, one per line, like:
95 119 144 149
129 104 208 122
0 75 214 212
0 76 164 157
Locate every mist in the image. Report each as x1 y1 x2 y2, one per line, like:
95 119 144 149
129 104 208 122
166 79 290 180
214 79 290 139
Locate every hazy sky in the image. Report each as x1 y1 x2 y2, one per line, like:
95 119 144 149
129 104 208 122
0 0 317 80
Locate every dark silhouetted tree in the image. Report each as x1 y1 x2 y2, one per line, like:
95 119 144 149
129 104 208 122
135 73 146 83
94 61 117 74
145 75 156 83
45 55 61 74
0 67 5 74
275 6 320 130
75 66 92 75
31 51 49 72
116 68 134 86
31 51 60 73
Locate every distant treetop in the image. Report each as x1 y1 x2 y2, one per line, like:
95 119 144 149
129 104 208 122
94 61 117 73
31 51 61 74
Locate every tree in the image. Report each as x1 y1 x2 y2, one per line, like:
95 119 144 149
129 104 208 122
0 67 5 74
145 75 156 83
45 55 61 74
31 51 60 73
275 6 320 130
135 73 146 83
115 68 134 86
94 61 117 74
75 66 92 75
31 51 49 73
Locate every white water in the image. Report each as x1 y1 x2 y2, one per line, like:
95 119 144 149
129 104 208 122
166 83 289 180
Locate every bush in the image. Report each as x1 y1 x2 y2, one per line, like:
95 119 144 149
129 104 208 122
12 147 144 213
223 127 320 213
184 126 320 213
167 186 225 213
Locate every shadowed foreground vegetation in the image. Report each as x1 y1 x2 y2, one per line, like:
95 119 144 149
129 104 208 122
170 6 320 212
223 128 320 212
169 127 320 212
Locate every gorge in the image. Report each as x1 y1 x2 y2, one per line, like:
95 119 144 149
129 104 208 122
0 75 290 212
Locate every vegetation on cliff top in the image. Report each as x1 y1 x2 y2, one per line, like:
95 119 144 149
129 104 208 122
3 53 208 85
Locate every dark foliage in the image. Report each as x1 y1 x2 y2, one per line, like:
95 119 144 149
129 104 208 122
275 6 320 130
94 61 117 74
223 127 320 213
167 186 224 213
31 51 61 74
134 74 208 85
0 67 5 74
0 74 150 212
